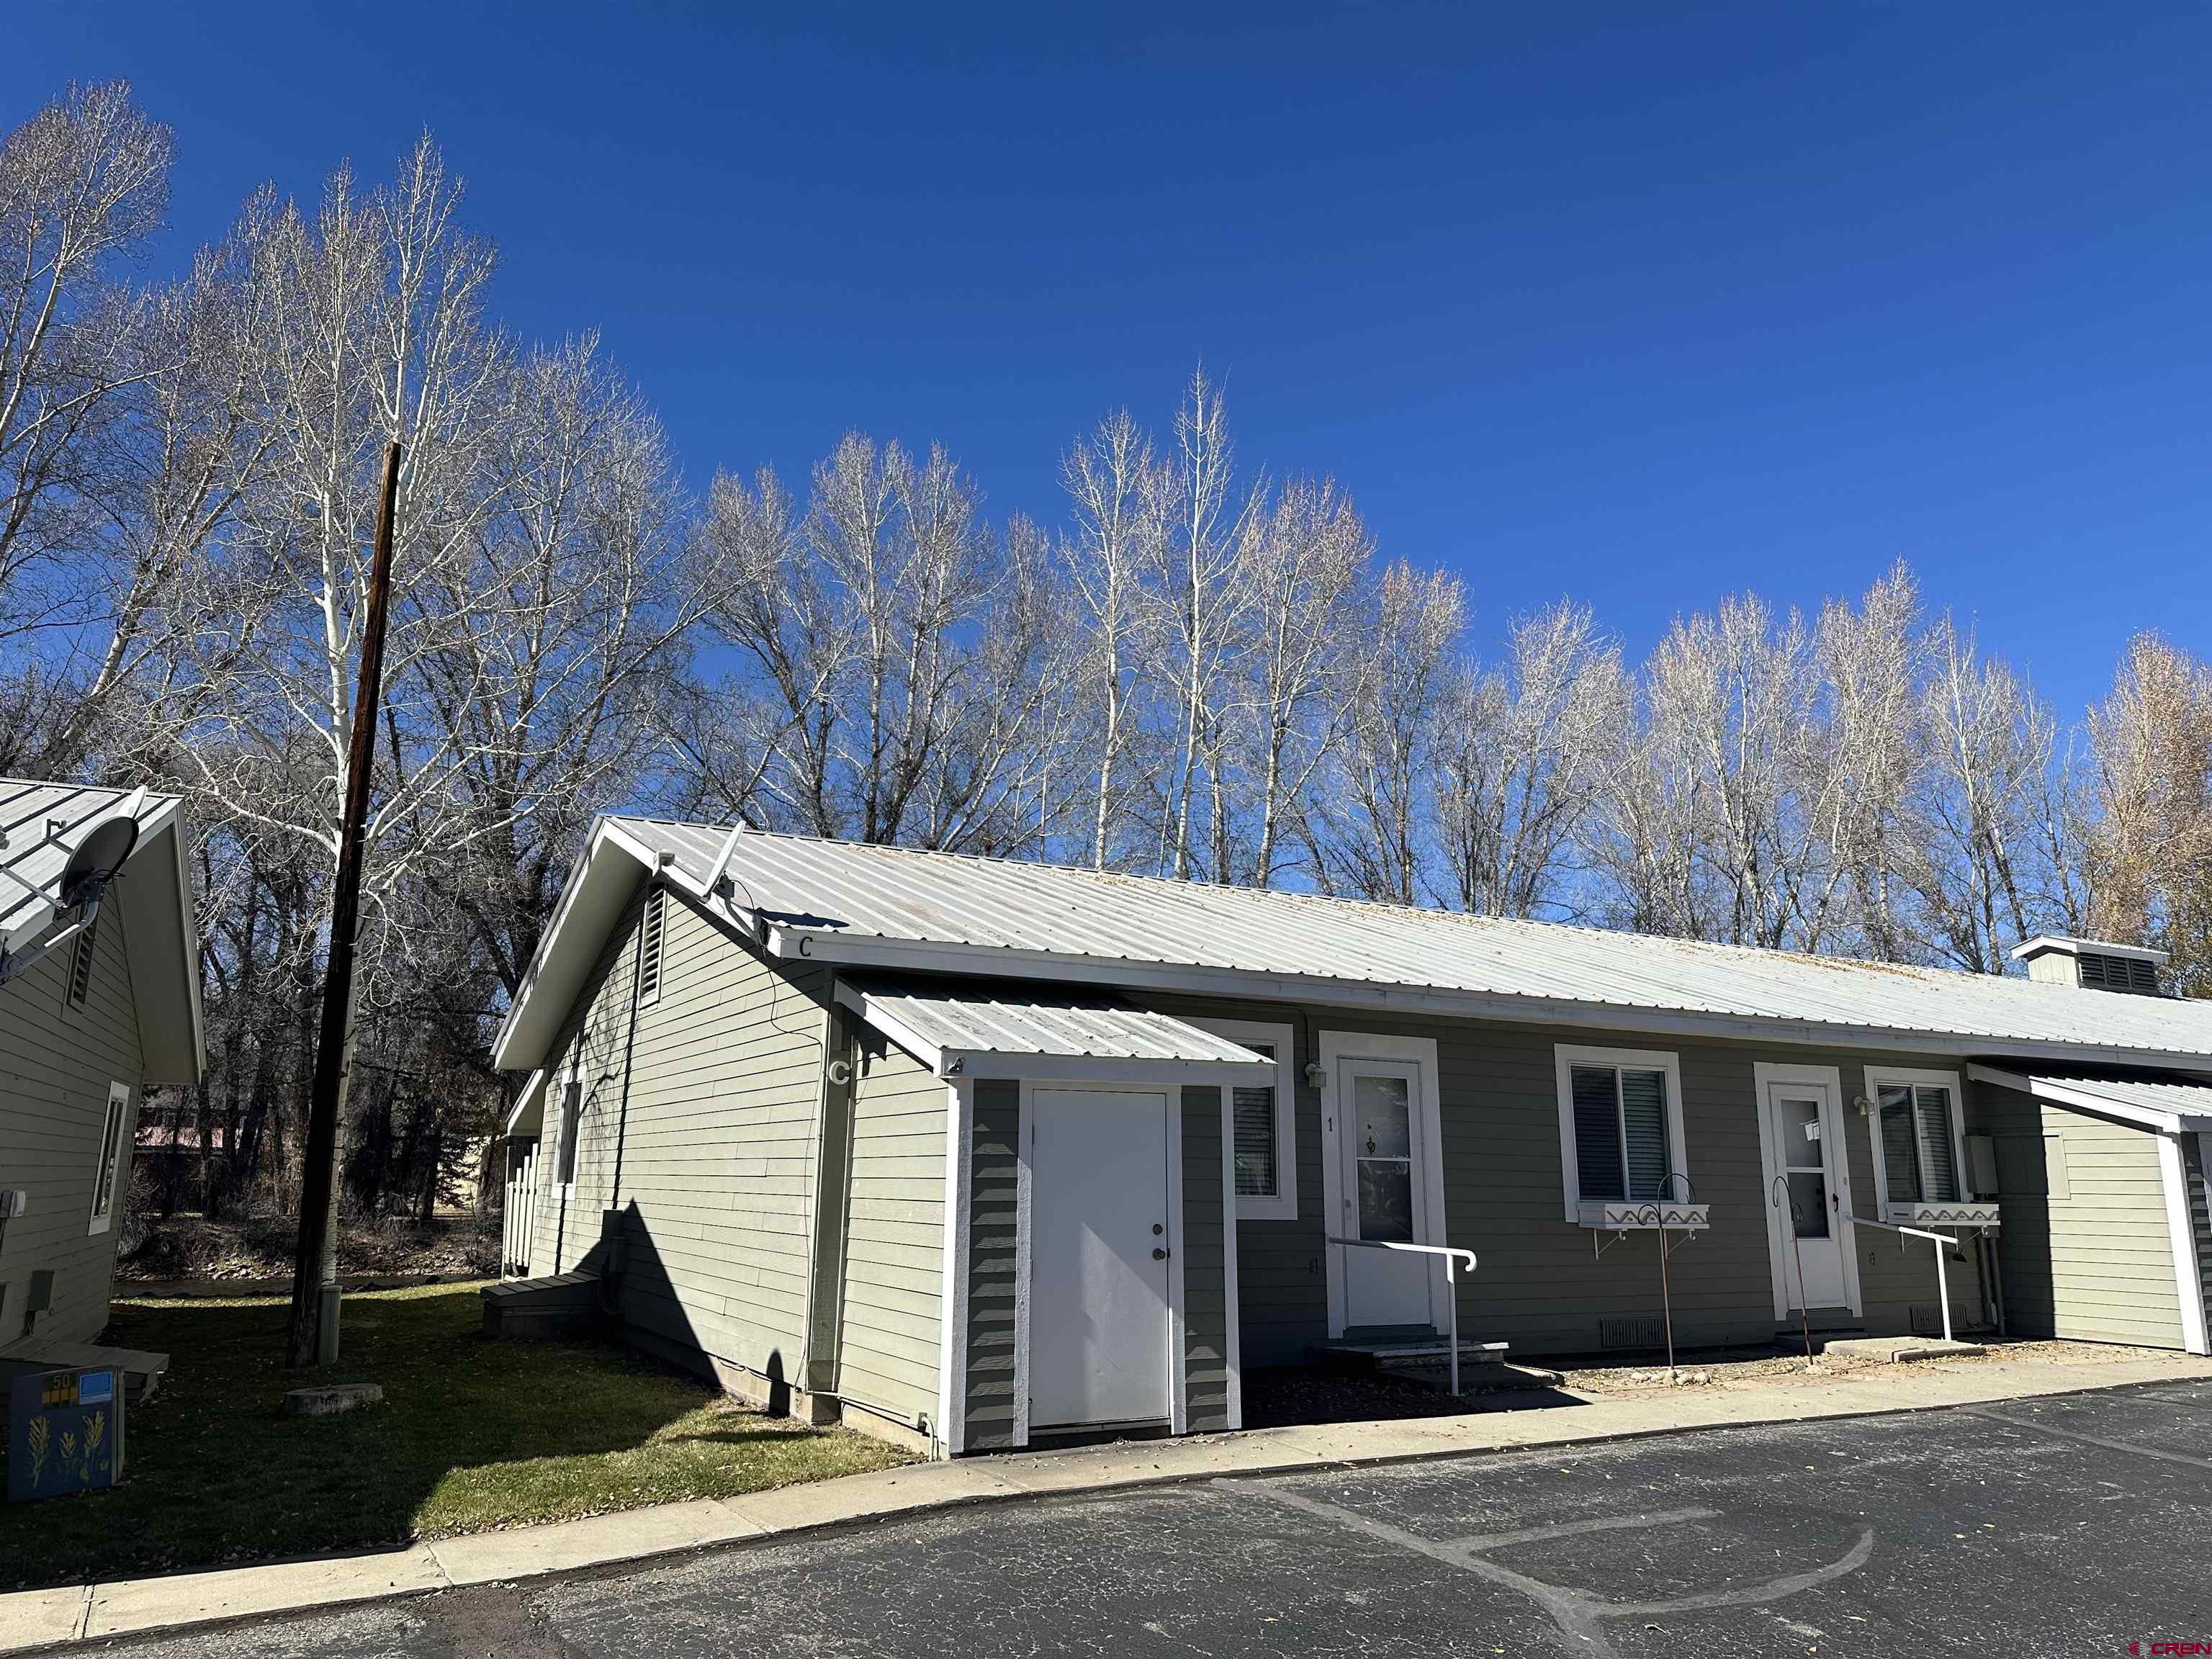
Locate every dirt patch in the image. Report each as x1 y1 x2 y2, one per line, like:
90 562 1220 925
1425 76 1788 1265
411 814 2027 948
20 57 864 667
1554 1336 2163 1397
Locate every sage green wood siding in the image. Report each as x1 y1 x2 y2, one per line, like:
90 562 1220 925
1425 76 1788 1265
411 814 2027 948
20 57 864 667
0 894 145 1345
962 1080 1021 1450
834 1033 946 1431
527 883 831 1385
1179 1084 1233 1430
1977 1079 2184 1348
1143 994 1989 1361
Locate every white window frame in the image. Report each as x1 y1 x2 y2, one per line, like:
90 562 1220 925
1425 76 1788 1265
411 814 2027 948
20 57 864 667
554 1056 585 1194
1194 1018 1297 1222
86 1081 130 1236
1554 1045 1690 1226
1863 1066 1971 1219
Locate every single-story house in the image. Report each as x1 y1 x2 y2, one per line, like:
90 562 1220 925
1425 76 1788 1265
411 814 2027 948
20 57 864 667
0 779 204 1351
491 818 2212 1457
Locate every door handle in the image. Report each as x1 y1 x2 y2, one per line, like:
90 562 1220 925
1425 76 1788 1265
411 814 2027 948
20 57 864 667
1152 1247 1169 1261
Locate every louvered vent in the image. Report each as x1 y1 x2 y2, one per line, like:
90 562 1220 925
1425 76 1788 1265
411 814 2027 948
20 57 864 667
2011 935 2166 996
637 888 667 1008
2077 950 2160 995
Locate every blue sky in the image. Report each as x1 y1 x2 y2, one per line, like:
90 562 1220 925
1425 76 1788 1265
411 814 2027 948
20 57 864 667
12 3 2209 724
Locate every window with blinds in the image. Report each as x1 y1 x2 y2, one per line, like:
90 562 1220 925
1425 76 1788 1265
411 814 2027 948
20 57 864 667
637 888 667 1009
1232 1041 1278 1197
1570 1062 1674 1202
1876 1083 1959 1204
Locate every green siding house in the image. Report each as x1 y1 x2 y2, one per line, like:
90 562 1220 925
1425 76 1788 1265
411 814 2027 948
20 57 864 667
0 781 203 1354
494 820 2212 1457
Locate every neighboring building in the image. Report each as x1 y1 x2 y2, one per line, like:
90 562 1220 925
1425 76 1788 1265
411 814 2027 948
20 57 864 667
0 780 204 1351
493 818 2212 1457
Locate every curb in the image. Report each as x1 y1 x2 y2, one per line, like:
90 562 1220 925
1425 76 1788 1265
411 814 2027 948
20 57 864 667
6 1363 2204 1653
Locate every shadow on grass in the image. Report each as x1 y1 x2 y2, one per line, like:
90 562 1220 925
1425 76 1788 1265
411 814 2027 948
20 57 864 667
0 1281 903 1592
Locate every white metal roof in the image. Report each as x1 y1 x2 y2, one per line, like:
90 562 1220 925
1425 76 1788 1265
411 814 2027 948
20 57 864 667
1968 1064 2212 1133
0 776 204 1083
493 814 2212 1074
836 976 1275 1083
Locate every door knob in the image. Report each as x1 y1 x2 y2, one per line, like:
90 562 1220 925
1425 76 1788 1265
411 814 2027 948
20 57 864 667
1152 1248 1168 1260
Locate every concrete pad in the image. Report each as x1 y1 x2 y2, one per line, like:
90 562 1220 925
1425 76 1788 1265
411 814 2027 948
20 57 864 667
0 1586 85 1653
714 1459 1019 1535
1824 1336 1985 1362
84 1545 446 1639
428 1499 758 1586
282 1381 385 1417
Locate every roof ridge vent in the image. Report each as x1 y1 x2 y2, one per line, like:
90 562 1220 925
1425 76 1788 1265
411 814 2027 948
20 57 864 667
2010 934 2168 996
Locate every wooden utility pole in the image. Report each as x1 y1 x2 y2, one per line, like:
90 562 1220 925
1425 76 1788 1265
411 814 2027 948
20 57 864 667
285 440 403 1369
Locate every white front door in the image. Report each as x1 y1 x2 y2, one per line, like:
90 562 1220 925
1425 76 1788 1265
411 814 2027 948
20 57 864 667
1338 1057 1434 1329
1764 1079 1851 1310
1028 1087 1174 1429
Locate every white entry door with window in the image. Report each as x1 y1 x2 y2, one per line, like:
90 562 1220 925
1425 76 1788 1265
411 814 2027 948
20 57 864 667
1027 1087 1174 1430
1318 1039 1442 1336
1755 1067 1856 1313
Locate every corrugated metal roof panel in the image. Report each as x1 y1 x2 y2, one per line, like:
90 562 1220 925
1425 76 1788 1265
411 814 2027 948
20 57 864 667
606 818 2212 1066
0 777 177 948
847 976 1267 1066
2015 1071 2212 1124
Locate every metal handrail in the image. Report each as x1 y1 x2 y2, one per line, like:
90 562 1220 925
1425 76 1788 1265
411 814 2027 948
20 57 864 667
1326 1237 1479 1395
1850 1213 1966 1343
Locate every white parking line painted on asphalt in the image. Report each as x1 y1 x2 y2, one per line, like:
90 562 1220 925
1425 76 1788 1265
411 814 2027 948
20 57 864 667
1960 1408 2212 1472
1215 1478 1875 1659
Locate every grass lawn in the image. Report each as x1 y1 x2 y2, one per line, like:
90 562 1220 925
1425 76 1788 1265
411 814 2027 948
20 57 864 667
0 1281 912 1591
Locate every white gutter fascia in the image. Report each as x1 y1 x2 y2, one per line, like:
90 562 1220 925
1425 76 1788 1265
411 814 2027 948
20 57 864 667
1966 1063 2193 1135
768 926 2212 1076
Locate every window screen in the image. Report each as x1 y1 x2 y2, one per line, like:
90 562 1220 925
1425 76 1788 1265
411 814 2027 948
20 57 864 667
90 1083 128 1224
557 1079 583 1185
1879 1083 1959 1204
1231 1043 1277 1198
1571 1064 1672 1202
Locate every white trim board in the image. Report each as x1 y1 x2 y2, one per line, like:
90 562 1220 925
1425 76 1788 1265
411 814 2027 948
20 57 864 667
936 1078 974 1456
1192 1017 1298 1223
1316 1029 1447 1339
1218 1081 1244 1431
1552 1044 1691 1225
1751 1061 1863 1321
2157 1133 2209 1358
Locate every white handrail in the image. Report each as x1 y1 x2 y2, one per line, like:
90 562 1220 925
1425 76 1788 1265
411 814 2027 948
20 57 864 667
1327 1237 1480 1395
1850 1214 1966 1343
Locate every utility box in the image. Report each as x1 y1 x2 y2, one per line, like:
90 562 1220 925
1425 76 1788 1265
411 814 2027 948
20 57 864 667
6 1367 124 1502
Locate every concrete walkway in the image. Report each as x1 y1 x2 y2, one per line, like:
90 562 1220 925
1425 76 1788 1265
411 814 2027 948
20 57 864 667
6 1347 2208 1654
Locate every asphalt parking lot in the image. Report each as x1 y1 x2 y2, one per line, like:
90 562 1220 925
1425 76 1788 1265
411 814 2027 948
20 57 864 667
81 1380 2212 1659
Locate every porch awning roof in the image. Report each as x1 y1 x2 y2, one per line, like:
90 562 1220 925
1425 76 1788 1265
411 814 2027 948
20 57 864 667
1969 1063 2212 1133
837 976 1279 1085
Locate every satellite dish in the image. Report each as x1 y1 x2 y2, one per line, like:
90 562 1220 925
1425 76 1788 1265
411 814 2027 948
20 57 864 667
59 814 139 911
